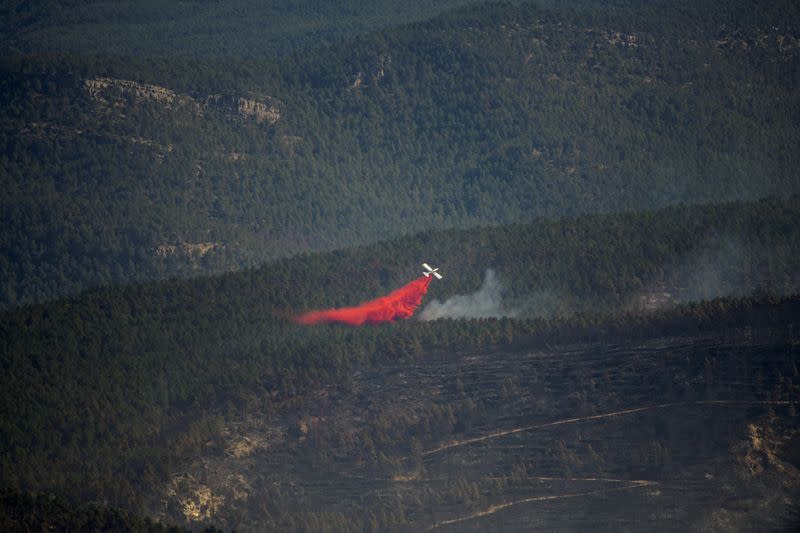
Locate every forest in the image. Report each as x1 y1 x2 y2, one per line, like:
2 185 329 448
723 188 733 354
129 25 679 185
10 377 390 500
1 0 482 59
1 0 799 308
1 196 799 529
2 0 800 530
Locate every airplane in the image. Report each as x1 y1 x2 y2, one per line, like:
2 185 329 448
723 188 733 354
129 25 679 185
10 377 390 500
422 263 443 280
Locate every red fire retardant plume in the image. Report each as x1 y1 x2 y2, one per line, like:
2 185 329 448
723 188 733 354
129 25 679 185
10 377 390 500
295 276 432 326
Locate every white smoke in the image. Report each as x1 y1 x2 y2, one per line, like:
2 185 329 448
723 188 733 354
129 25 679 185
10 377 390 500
419 269 519 321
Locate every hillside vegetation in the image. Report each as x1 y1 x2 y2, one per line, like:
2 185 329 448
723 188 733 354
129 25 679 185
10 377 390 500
0 0 481 59
2 0 799 308
1 196 799 523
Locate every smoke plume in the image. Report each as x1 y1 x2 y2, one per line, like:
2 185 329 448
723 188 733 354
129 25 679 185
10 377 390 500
420 269 518 321
295 276 432 326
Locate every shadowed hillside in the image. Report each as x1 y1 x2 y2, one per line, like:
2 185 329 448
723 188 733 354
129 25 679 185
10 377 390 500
0 0 481 59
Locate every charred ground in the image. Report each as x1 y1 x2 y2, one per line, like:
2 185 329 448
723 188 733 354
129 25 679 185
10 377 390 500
1 196 800 530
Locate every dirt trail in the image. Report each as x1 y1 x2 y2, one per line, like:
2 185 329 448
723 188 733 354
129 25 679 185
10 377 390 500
426 479 655 530
424 400 794 456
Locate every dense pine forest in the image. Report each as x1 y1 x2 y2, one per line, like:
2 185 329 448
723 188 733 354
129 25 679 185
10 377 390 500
2 0 800 530
1 0 482 59
0 489 194 533
2 196 800 529
2 0 799 308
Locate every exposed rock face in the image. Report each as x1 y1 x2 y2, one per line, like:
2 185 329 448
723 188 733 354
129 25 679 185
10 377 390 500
155 242 223 259
84 77 192 107
236 96 281 123
350 71 365 89
606 30 640 48
202 94 281 124
712 26 800 56
159 420 282 526
165 474 226 523
735 421 799 478
776 34 800 52
350 54 390 89
84 77 281 124
225 435 265 459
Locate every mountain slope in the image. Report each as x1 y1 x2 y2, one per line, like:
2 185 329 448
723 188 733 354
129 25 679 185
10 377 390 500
1 196 799 521
0 0 482 59
2 0 799 308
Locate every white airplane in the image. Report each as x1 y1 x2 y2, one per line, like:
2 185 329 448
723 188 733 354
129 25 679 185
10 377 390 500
422 263 443 280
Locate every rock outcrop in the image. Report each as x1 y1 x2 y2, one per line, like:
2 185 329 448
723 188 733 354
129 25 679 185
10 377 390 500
84 77 282 124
